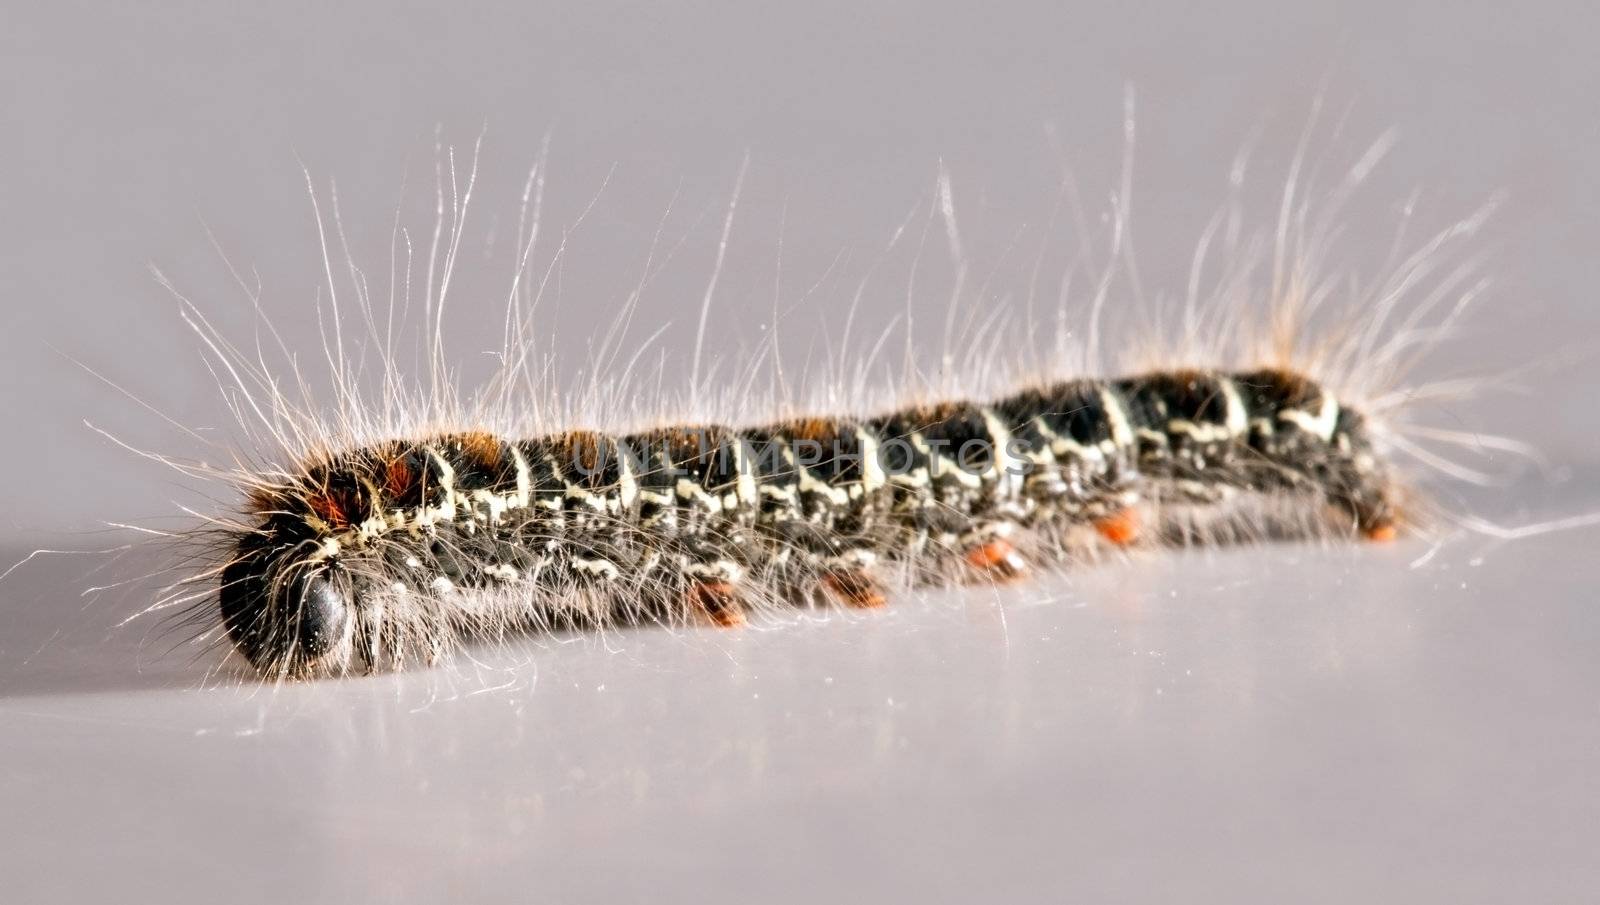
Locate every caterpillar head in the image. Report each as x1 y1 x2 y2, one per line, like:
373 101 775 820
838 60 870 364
219 522 357 676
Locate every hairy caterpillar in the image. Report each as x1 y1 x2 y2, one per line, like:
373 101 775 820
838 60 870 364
124 119 1515 681
222 369 1393 675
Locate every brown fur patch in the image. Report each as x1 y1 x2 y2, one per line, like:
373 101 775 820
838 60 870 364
456 431 502 469
382 457 416 500
305 486 362 529
902 400 967 429
556 430 606 473
245 486 287 516
782 417 842 442
1251 368 1320 406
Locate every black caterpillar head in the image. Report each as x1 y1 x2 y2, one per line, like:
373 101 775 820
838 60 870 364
219 521 355 675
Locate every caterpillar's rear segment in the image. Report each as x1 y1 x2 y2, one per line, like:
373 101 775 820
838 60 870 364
1116 369 1399 538
223 369 1399 676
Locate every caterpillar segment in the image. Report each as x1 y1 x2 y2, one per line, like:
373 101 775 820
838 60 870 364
221 368 1399 675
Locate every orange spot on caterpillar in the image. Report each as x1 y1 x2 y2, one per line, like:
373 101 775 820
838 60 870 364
306 491 352 529
1094 509 1140 546
965 538 1027 580
1365 523 1398 543
688 580 745 627
822 569 887 608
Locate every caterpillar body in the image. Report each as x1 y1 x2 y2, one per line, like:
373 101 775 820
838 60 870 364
224 366 1395 676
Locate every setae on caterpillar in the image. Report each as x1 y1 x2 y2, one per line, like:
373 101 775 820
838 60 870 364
223 369 1392 676
125 118 1517 681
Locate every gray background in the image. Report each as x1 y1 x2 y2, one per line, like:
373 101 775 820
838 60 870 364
3 2 1598 902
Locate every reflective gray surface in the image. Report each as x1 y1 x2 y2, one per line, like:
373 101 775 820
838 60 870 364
4 2 1599 902
4 480 1599 902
